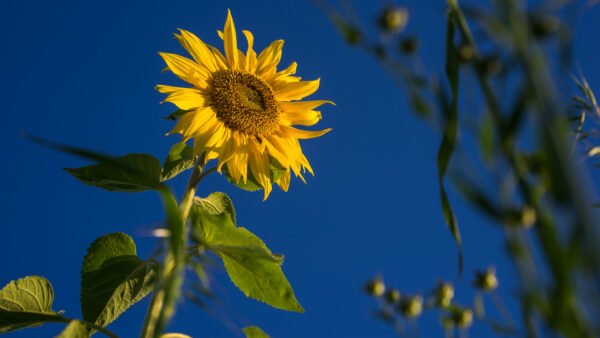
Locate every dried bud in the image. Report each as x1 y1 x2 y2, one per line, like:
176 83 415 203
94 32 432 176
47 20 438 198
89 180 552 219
519 206 536 228
399 295 423 318
458 44 475 63
399 36 419 54
378 7 409 34
480 57 502 76
507 206 536 228
385 288 401 303
456 308 474 328
435 282 454 307
474 266 498 291
365 277 385 297
441 316 455 330
531 15 560 39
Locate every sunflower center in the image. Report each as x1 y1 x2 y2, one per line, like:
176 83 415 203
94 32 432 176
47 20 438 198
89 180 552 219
210 70 280 136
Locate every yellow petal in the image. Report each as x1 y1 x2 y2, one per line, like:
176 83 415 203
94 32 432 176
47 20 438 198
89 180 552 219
248 140 272 200
167 107 214 140
280 110 322 126
277 125 332 139
227 136 249 183
158 52 209 88
262 136 290 168
223 9 239 69
242 30 256 72
276 169 291 192
159 89 208 110
216 134 238 172
208 46 229 70
279 100 335 113
204 122 227 148
256 40 284 75
273 78 320 101
270 62 297 82
176 29 219 72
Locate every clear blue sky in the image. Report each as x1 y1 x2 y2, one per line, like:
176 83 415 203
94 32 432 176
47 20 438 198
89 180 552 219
2 1 599 337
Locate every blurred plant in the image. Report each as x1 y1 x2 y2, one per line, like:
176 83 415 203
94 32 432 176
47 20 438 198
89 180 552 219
1 9 332 338
316 0 600 336
365 268 517 337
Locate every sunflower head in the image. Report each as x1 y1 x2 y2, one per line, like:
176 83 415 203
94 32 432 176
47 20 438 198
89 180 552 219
157 10 332 200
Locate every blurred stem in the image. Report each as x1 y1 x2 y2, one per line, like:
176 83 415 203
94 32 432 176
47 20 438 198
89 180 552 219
141 154 209 338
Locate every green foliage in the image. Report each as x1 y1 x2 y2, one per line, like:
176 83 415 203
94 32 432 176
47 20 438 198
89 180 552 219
437 8 462 274
65 153 163 192
163 109 192 121
224 161 287 192
243 326 270 338
191 192 303 312
81 232 157 327
56 320 89 338
0 276 61 333
161 143 195 181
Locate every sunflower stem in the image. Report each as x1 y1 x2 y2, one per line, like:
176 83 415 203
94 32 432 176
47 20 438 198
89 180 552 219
141 153 208 338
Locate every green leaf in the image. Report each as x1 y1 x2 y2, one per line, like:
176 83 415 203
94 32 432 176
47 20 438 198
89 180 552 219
65 153 162 192
56 320 89 338
190 193 303 312
437 8 462 275
0 276 62 333
223 161 286 192
161 143 195 181
163 109 192 121
243 326 270 338
80 232 157 327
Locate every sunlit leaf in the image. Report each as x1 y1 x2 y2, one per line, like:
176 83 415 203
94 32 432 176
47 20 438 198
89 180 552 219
243 326 270 338
65 153 163 192
190 192 302 312
80 232 158 327
0 276 62 333
161 142 195 181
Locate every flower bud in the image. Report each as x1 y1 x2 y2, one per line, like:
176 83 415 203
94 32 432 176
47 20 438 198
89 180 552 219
456 308 474 328
399 36 419 54
399 295 423 318
458 44 474 63
480 57 502 76
519 206 536 228
378 7 409 34
435 282 454 307
441 316 455 330
474 266 498 291
531 15 560 39
507 205 536 228
385 288 401 304
365 277 385 297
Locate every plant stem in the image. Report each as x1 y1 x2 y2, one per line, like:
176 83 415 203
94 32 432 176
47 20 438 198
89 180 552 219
141 154 210 338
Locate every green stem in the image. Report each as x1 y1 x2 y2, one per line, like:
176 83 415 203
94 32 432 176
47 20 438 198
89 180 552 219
141 153 210 338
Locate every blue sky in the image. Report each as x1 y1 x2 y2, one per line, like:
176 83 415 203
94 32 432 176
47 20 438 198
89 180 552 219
2 1 599 337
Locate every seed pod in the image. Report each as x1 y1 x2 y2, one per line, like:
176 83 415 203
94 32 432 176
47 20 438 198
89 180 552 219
399 295 423 318
385 288 401 303
455 308 474 328
378 7 409 34
474 266 498 291
435 281 454 307
399 36 419 54
365 277 385 297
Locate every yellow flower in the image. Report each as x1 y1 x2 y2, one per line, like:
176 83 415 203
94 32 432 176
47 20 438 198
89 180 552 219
157 10 332 200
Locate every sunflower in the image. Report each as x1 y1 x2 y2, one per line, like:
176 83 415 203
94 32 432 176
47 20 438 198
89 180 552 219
157 10 332 200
